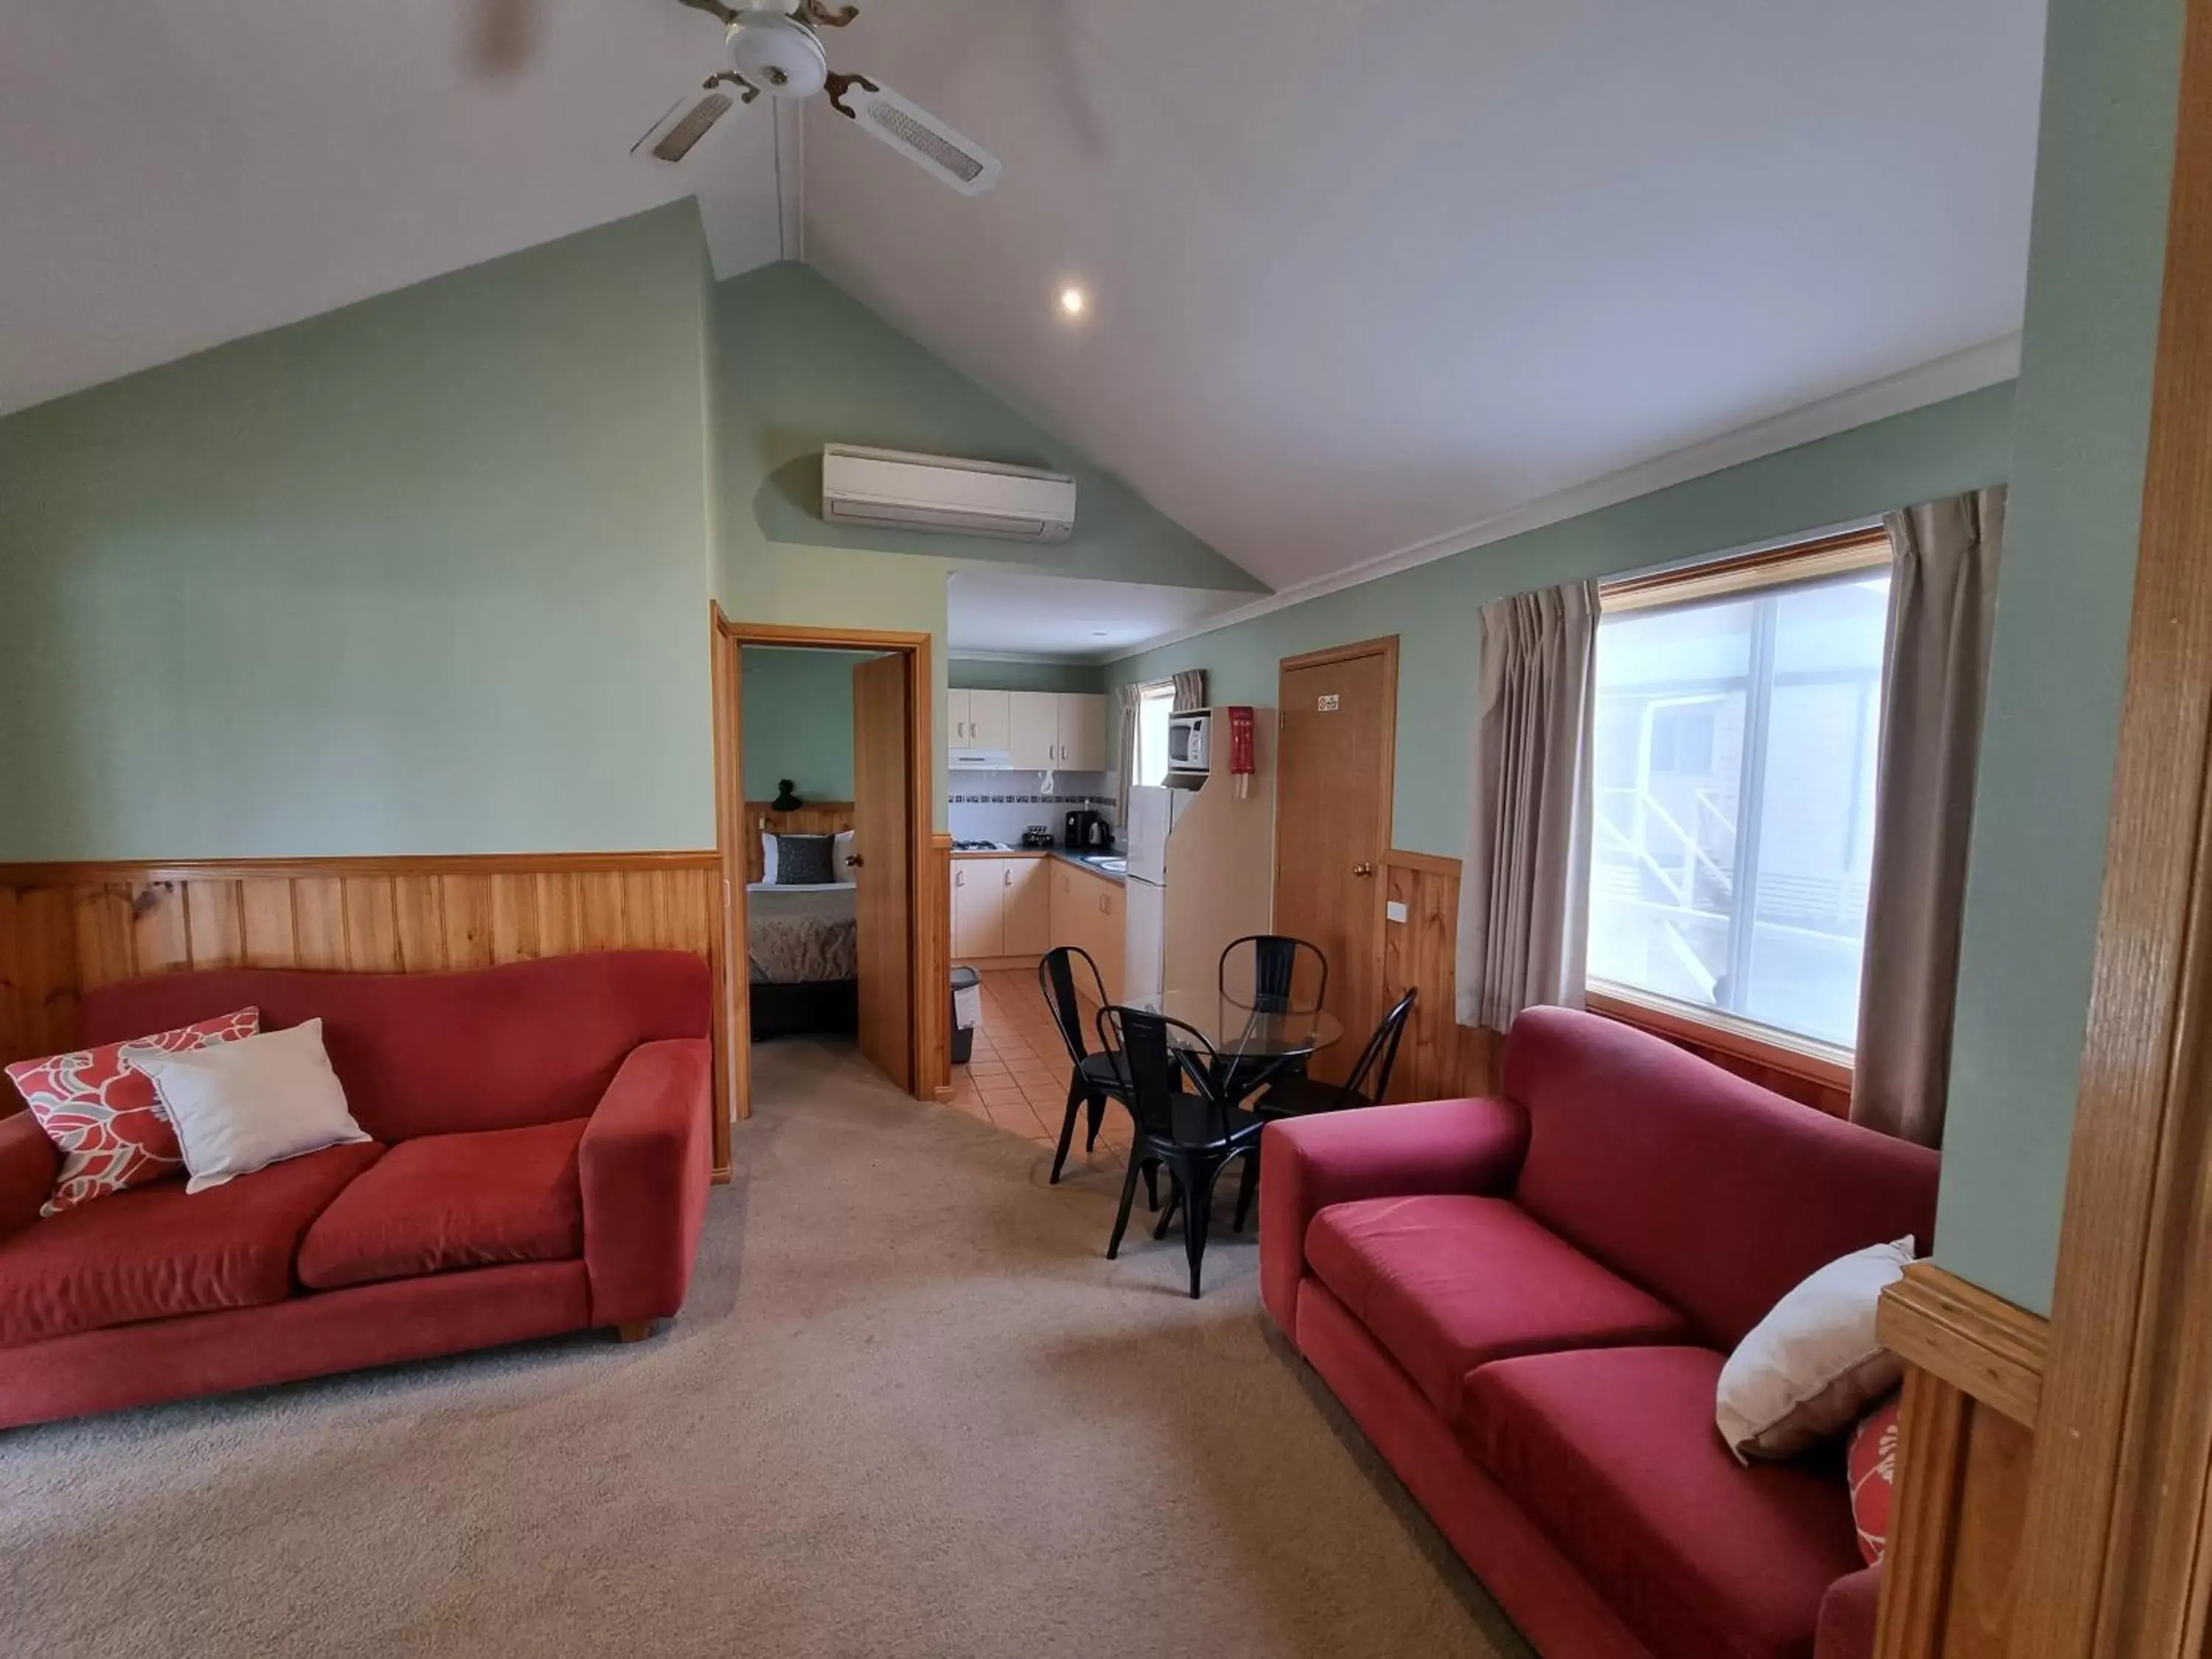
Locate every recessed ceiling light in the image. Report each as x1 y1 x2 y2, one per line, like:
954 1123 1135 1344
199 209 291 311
1091 629 1110 637
1058 285 1088 319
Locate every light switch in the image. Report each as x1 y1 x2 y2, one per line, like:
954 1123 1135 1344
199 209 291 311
1385 900 1408 924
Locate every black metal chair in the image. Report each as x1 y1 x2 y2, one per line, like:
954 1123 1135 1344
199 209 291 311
1229 989 1419 1231
1097 1004 1265 1299
1039 947 1134 1184
1220 934 1329 1014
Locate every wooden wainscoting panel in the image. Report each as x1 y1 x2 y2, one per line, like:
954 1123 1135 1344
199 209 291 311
1879 1263 2048 1429
1877 1367 2038 1659
1377 851 1500 1101
0 858 723 1156
743 802 857 884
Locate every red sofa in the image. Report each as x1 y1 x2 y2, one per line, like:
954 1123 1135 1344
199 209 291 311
1259 1006 1938 1659
0 950 712 1430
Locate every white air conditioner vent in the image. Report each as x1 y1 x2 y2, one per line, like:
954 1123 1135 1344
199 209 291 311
821 445 1075 544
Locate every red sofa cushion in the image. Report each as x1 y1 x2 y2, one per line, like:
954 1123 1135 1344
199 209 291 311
77 951 710 1143
0 1141 383 1348
1305 1194 1693 1419
1504 1008 1941 1349
1462 1345 1864 1659
298 1119 587 1290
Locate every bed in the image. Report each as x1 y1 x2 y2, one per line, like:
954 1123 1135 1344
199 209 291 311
748 880 860 1041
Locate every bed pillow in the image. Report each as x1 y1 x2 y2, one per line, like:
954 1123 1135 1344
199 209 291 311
1715 1236 1913 1461
773 834 836 886
833 829 855 878
760 832 779 883
128 1018 372 1193
7 1009 263 1215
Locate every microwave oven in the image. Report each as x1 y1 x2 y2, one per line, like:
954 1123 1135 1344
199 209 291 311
1167 712 1210 773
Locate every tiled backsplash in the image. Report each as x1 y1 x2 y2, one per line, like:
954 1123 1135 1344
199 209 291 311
947 771 1117 847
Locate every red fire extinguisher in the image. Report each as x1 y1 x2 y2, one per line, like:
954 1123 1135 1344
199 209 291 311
1227 706 1256 799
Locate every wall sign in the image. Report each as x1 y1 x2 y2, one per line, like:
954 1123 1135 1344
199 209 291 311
1317 694 1340 712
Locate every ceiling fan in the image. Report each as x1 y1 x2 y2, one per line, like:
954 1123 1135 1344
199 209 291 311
633 0 1002 196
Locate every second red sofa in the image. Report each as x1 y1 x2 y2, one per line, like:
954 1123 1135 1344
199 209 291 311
1259 1006 1938 1659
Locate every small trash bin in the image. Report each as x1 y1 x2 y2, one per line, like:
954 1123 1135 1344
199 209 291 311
950 966 982 1065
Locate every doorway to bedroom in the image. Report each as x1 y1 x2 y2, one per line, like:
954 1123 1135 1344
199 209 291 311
711 613 935 1128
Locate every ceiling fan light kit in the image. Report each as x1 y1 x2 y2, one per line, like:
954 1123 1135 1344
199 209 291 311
726 10 829 100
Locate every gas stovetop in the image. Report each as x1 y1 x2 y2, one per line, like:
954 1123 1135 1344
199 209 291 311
950 839 1006 852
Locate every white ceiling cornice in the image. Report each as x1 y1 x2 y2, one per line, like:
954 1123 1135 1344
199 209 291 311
1107 334 2021 665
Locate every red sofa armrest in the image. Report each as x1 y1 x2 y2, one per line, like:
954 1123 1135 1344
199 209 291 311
580 1037 712 1329
1258 1095 1529 1336
0 1110 58 1244
1814 1563 1882 1659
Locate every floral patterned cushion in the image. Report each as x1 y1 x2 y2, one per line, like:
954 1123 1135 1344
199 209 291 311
4 1009 260 1216
1847 1390 1902 1565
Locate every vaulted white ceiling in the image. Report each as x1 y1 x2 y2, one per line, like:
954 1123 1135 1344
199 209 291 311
4 0 2047 606
0 1 783 420
804 0 2047 592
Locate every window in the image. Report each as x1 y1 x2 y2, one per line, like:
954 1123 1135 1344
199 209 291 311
1587 532 1892 1054
1135 682 1176 788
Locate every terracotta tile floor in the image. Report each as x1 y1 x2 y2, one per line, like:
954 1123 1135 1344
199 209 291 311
947 969 1133 1171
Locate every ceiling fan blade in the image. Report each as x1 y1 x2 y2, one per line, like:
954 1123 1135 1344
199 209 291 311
466 0 540 78
672 0 740 24
630 78 752 165
822 73 1001 196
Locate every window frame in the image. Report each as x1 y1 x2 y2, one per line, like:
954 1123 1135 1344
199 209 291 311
1587 526 1894 1078
1133 680 1177 789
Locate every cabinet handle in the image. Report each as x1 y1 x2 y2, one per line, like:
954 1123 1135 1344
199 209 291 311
1003 869 1012 887
955 870 964 887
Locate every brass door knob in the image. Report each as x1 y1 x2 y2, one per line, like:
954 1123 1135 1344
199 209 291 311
1352 862 1375 878
847 853 865 869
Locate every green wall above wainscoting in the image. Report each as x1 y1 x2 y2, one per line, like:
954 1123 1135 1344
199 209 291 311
740 647 883 801
949 659 1109 695
0 203 717 860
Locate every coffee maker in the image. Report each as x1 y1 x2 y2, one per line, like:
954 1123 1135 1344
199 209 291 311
1064 809 1109 850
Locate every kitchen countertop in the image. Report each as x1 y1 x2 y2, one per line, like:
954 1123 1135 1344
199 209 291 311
949 845 1127 883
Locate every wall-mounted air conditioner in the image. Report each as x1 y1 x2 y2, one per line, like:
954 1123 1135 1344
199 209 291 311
821 445 1077 544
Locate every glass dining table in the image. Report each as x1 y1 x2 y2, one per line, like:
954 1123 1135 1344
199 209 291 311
1122 990 1343 1100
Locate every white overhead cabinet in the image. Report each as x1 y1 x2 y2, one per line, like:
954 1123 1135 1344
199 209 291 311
950 689 1107 771
947 689 1011 748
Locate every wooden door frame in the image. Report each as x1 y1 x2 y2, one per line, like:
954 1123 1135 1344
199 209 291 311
709 607 937 1133
1276 636 1400 1040
2000 4 2212 1649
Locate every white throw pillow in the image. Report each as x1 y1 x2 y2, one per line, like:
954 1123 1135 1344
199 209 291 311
833 829 855 880
1715 1237 1913 1463
128 1019 372 1193
760 832 779 883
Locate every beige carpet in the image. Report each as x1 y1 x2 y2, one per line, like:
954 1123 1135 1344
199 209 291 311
1 1038 1531 1659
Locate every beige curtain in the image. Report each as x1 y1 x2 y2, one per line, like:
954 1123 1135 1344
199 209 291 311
1850 487 2006 1146
1456 580 1599 1030
1172 669 1208 712
1113 683 1142 824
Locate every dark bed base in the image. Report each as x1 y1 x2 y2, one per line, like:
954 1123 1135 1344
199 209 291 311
749 978 860 1042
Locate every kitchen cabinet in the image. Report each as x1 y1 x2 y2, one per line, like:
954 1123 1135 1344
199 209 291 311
1050 860 1124 1003
1056 693 1108 771
1008 693 1060 769
950 855 1051 959
947 689 1011 749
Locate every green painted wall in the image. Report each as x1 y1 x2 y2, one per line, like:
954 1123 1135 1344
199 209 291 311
0 204 717 860
1108 385 2017 858
740 647 880 801
1935 0 2187 1313
950 659 1107 694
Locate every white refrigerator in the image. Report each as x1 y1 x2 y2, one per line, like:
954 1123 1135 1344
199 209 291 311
1121 785 1191 1002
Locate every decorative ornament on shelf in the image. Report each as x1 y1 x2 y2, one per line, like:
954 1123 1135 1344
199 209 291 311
772 779 804 812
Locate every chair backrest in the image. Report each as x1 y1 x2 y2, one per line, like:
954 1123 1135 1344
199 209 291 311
1097 1004 1238 1148
1222 935 1328 1015
1344 987 1418 1104
1039 947 1110 1065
